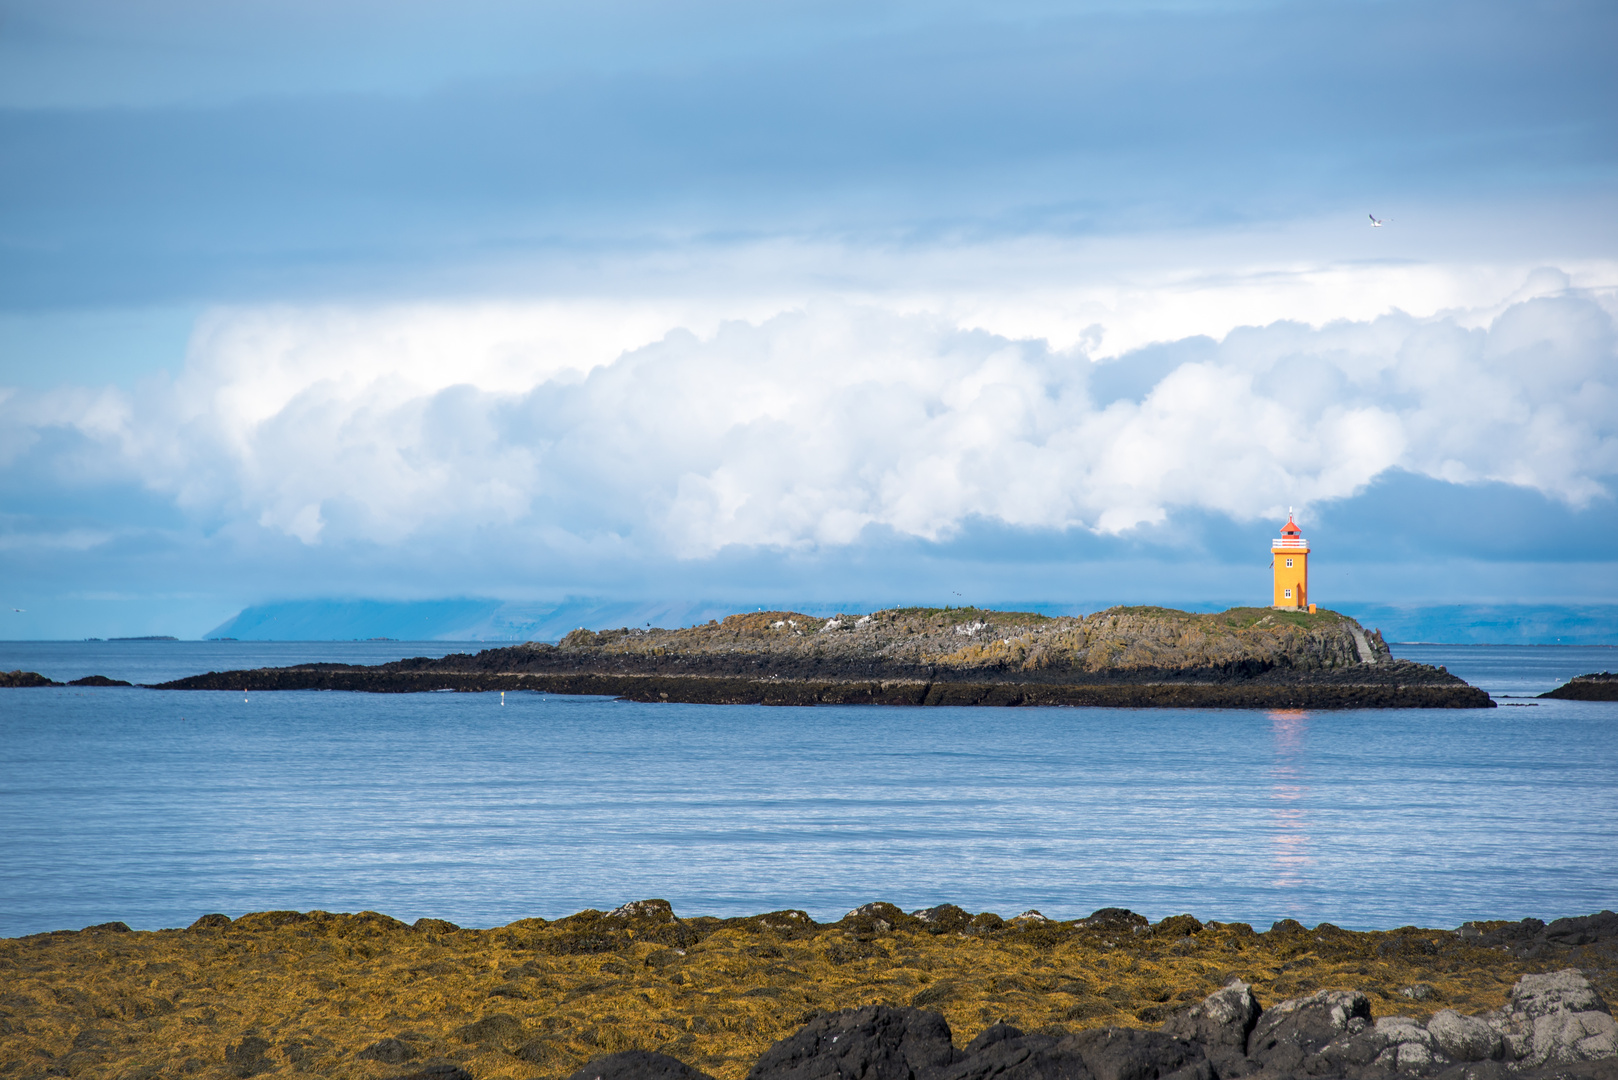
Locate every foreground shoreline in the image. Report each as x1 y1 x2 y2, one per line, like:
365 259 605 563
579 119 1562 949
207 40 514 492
5 902 1613 1080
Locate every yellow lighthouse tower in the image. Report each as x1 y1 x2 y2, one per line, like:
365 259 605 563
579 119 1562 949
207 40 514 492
1271 510 1313 611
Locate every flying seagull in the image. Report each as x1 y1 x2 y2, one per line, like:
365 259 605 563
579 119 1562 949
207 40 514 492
1369 214 1387 227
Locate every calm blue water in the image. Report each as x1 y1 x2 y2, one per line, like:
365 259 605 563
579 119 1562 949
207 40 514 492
1 641 1614 938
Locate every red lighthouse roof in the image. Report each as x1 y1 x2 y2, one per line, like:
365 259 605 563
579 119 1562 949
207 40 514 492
1280 514 1301 536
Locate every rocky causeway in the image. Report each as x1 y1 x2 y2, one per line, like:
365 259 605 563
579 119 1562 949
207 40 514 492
7 606 1510 708
3 902 1615 1080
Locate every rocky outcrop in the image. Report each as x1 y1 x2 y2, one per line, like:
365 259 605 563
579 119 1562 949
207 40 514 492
565 972 1618 1080
0 670 130 687
137 605 1495 708
0 669 58 687
1459 913 1618 960
1540 673 1618 701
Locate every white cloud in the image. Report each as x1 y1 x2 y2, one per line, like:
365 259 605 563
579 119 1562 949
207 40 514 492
2 273 1615 558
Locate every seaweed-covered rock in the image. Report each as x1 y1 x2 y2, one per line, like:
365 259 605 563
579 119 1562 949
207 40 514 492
395 1064 474 1080
357 1037 416 1064
0 669 57 687
451 1012 524 1048
566 1050 717 1080
223 1034 273 1077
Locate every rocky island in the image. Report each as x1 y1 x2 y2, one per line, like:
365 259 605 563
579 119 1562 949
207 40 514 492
1540 673 1618 701
145 606 1493 709
3 902 1615 1080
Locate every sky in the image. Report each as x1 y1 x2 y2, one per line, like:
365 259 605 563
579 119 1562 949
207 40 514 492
2 0 1616 640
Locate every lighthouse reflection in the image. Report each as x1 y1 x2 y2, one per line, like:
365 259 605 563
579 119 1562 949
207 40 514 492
1268 710 1312 889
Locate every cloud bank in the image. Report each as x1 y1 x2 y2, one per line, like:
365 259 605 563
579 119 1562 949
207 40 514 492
4 275 1613 572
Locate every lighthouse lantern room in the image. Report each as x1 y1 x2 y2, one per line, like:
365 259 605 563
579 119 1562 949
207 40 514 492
1272 511 1312 611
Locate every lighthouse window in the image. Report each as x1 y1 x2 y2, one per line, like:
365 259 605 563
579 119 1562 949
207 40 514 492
1285 558 1294 567
1284 588 1293 598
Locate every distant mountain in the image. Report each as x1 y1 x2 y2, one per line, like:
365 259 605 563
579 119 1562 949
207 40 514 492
202 598 1618 645
202 598 1116 642
204 599 744 642
1333 604 1618 646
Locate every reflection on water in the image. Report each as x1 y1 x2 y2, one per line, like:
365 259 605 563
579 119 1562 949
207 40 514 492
1269 710 1312 895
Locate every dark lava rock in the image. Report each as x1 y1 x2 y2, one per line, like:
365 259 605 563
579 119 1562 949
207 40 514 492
746 1005 957 1080
413 917 461 933
1080 909 1149 930
189 913 232 929
1161 980 1262 1058
1459 911 1618 958
83 921 133 933
67 675 133 686
840 902 918 935
1544 911 1618 949
1063 1026 1210 1080
662 970 1618 1080
606 898 679 922
914 904 976 933
1246 989 1372 1070
566 1050 717 1080
359 1037 417 1064
941 1023 1089 1080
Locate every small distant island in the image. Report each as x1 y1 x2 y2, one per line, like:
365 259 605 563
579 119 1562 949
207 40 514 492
1540 672 1618 701
134 605 1495 709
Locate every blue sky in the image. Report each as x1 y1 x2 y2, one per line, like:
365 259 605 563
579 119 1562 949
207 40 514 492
2 0 1616 639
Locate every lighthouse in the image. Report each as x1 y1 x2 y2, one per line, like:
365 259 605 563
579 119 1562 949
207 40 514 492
1272 511 1313 611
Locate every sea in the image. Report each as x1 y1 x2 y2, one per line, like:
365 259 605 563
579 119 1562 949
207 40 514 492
1 640 1614 939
